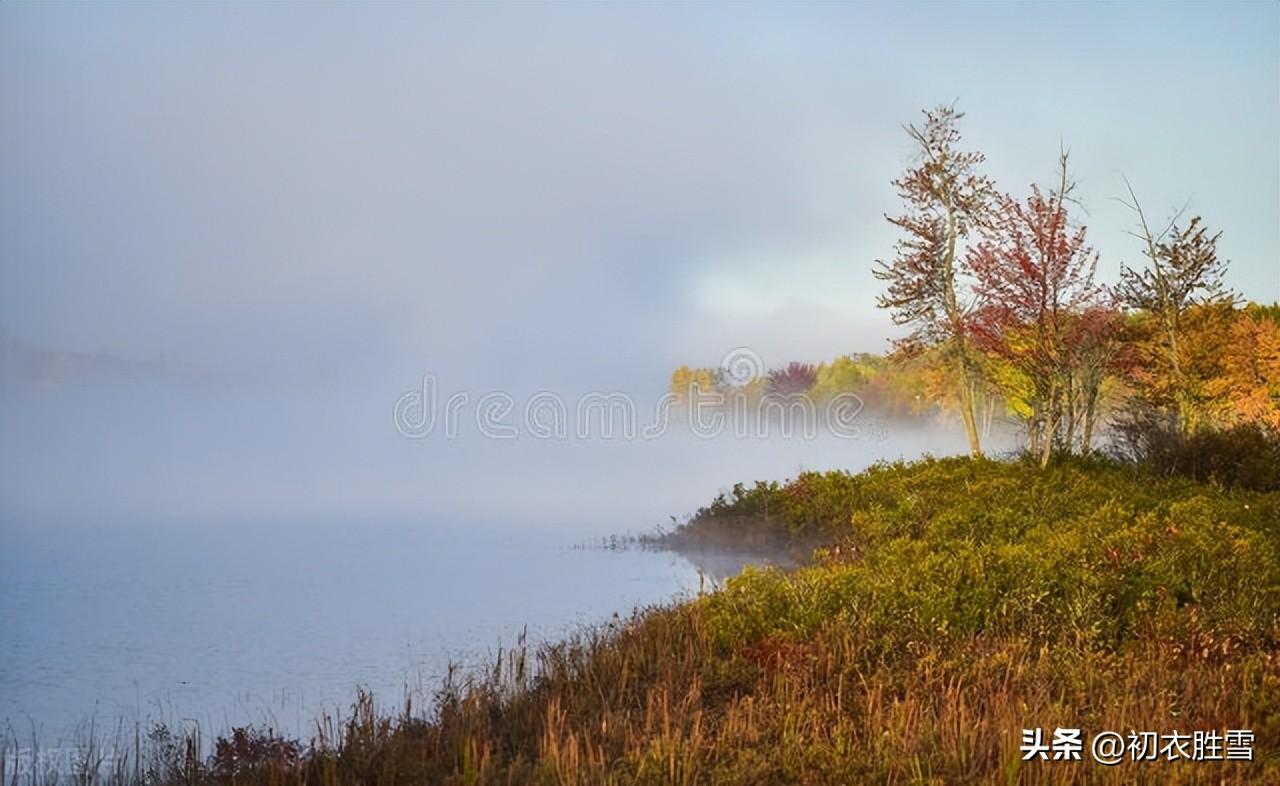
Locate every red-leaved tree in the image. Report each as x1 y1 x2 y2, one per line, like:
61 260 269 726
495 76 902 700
767 362 819 396
968 152 1108 465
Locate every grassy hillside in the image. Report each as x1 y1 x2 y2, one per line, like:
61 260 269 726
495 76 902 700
159 458 1279 785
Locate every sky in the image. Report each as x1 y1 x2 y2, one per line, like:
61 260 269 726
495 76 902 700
1 2 1277 528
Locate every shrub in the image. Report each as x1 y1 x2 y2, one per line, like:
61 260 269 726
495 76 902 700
210 727 301 778
1111 414 1280 491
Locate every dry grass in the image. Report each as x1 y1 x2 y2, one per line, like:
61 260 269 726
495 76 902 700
109 603 1274 785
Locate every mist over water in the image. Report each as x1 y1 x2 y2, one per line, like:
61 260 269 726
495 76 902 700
1 379 988 738
1 311 997 738
0 355 986 531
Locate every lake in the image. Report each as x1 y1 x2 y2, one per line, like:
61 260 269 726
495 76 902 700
0 522 723 742
0 411 988 747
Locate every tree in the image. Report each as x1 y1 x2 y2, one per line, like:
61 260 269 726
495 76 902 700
1205 307 1280 430
669 365 721 403
1063 306 1127 453
875 104 994 457
809 355 876 401
968 152 1106 466
766 362 818 396
1117 185 1231 434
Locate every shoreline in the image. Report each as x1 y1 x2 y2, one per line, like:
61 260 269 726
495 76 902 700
8 454 1278 784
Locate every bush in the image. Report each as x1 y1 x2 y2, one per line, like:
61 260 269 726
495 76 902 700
704 458 1280 654
211 727 301 778
1111 414 1280 491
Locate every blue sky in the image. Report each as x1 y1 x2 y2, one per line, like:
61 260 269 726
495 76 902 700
1 2 1277 523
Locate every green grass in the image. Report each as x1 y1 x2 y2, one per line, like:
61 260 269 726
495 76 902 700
83 457 1280 784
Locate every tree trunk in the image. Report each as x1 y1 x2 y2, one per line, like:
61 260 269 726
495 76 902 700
1038 388 1058 469
1063 374 1077 453
1038 413 1056 468
1081 391 1097 455
955 358 983 459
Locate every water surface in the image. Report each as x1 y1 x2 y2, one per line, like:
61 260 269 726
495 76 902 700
0 522 710 740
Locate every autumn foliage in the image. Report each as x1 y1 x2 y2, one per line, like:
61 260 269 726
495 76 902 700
968 154 1110 464
664 106 1277 467
872 105 1278 459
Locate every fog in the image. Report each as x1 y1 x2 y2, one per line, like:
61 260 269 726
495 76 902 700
2 3 1277 532
0 350 988 534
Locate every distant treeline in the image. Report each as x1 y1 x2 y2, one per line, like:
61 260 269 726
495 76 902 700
671 301 1280 443
671 353 935 413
